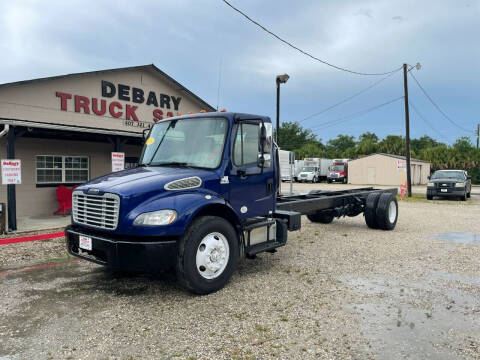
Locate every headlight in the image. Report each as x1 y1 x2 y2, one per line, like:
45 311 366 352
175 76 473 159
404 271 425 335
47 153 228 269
427 182 434 187
455 183 465 188
133 209 177 226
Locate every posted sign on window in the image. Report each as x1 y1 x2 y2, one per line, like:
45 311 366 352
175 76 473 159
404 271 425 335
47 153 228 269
1 159 22 184
111 152 125 172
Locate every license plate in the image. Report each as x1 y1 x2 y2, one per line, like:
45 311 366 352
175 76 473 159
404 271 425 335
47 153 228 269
79 235 92 250
441 189 448 193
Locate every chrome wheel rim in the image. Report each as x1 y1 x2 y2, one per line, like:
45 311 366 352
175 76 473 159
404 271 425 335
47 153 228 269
388 201 397 223
196 232 230 279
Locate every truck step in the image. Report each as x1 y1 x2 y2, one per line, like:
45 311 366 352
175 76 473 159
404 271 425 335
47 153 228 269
246 240 286 256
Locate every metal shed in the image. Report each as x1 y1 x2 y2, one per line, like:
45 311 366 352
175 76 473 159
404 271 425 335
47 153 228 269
348 153 431 186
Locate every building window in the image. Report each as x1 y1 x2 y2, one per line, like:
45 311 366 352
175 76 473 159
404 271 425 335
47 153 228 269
36 155 89 185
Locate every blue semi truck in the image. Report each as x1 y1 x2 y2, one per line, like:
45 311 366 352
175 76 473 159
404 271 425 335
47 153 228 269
66 112 398 294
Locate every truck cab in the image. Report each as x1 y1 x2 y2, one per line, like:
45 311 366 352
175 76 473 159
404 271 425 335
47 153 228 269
298 166 319 183
66 112 295 294
327 159 349 183
66 113 398 295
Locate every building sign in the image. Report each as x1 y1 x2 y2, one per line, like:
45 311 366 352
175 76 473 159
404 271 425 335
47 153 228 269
396 159 406 172
1 159 22 184
55 80 183 128
111 152 125 172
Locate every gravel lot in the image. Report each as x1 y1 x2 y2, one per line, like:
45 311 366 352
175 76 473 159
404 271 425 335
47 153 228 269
1 184 479 359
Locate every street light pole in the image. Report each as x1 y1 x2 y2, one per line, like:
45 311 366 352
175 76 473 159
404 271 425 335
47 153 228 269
276 79 280 145
275 74 289 147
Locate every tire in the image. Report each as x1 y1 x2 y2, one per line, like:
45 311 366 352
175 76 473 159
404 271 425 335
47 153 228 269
426 194 433 200
343 178 347 184
176 216 239 295
467 191 471 198
307 212 334 224
312 176 318 183
460 192 467 201
375 193 398 230
364 192 381 229
327 179 332 184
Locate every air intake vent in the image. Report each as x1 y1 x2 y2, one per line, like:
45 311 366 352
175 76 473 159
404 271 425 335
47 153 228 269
164 176 202 191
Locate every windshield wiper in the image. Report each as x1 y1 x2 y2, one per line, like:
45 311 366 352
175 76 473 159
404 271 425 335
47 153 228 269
149 162 191 167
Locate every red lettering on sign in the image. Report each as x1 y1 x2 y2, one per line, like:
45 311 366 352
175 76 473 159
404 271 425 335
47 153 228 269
56 92 72 111
92 98 107 115
74 95 90 114
125 105 139 121
109 102 123 118
153 109 163 122
166 112 174 118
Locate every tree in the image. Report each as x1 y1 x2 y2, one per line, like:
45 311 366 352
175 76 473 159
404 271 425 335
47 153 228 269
277 122 318 151
357 132 379 156
378 135 405 155
325 135 356 158
295 142 325 159
411 135 439 156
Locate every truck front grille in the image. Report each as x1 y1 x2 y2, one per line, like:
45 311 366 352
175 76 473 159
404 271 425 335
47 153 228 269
72 191 120 230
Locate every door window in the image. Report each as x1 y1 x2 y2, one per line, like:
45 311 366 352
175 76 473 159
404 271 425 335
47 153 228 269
233 123 259 166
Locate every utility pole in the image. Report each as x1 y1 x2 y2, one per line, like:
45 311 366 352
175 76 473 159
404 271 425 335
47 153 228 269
477 124 479 149
403 64 412 197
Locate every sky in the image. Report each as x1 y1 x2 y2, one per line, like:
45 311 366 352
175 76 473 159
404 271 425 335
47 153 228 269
0 0 478 145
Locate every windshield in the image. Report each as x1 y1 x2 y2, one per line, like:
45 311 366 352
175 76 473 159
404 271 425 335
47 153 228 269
331 165 345 171
302 167 316 172
431 171 464 180
139 117 228 169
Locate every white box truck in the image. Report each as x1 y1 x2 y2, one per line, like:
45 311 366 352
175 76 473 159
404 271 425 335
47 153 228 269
297 158 331 183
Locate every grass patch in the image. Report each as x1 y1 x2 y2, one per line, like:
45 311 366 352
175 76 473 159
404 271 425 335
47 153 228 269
397 194 474 205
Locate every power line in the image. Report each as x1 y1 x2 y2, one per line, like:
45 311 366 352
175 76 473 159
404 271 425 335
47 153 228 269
299 68 402 124
309 96 404 132
221 0 404 76
408 71 474 134
409 100 451 143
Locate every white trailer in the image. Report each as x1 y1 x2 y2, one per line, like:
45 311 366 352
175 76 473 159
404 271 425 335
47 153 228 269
279 150 295 182
294 160 305 182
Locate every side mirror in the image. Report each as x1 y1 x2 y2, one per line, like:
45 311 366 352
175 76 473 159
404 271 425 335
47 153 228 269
257 123 271 169
467 176 472 180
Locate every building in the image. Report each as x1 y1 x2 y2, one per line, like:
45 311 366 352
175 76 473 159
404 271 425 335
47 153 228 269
348 153 431 186
0 64 215 231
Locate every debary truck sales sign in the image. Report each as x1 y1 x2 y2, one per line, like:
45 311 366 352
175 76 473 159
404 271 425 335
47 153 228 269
55 80 183 129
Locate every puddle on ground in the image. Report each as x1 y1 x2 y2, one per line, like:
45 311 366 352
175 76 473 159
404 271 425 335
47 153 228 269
343 274 480 359
434 232 480 245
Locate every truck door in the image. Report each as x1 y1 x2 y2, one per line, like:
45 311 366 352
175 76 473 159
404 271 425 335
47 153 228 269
228 121 275 219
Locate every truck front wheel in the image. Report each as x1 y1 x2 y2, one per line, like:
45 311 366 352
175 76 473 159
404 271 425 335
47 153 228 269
177 216 239 295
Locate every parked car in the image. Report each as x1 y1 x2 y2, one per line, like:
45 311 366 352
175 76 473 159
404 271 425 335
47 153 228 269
426 170 472 201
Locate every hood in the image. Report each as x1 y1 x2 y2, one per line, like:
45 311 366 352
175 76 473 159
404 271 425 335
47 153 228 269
430 178 461 183
77 166 219 197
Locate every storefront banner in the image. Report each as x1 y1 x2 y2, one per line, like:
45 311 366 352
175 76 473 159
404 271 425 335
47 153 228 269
396 159 406 172
111 152 125 172
1 159 22 184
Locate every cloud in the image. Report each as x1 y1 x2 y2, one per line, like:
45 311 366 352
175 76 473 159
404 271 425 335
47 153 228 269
0 0 477 143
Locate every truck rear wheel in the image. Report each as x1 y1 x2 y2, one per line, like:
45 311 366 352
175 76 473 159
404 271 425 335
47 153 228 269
307 212 334 224
364 192 381 229
375 193 398 230
176 216 239 295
